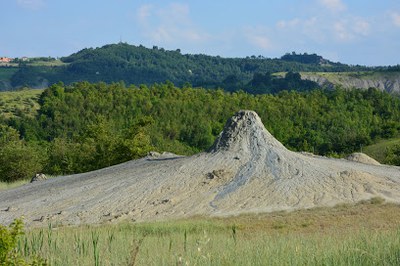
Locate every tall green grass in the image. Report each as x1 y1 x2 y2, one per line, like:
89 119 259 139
16 218 400 265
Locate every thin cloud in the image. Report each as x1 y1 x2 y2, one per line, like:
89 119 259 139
391 12 400 27
276 17 320 38
136 3 208 45
318 0 346 12
16 0 45 10
334 21 353 41
276 18 301 29
244 27 274 51
333 18 370 42
137 4 153 24
275 14 370 44
353 18 370 36
248 35 272 50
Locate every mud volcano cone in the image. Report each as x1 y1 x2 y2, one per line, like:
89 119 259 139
206 110 311 204
209 110 286 153
208 110 304 184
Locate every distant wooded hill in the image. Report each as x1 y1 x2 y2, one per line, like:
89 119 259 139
5 43 388 93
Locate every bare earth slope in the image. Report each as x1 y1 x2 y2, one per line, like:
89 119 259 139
1 110 400 227
301 72 400 93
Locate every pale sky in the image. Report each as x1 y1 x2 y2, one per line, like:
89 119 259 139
1 0 400 66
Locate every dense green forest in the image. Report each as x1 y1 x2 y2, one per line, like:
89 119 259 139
7 43 377 91
1 82 400 182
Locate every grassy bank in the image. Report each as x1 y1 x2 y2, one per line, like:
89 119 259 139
363 137 400 163
15 200 400 265
0 179 31 191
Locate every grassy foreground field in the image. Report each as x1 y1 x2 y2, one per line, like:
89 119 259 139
13 199 400 265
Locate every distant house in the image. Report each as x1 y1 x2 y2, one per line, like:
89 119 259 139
21 57 29 62
0 57 12 63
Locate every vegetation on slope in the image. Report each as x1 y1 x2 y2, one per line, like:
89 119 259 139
1 82 400 181
0 68 18 81
0 89 42 119
363 138 400 165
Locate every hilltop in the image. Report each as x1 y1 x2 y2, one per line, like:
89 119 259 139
4 42 397 92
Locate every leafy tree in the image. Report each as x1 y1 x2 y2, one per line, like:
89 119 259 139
281 52 325 64
0 125 43 182
116 117 154 160
384 144 400 165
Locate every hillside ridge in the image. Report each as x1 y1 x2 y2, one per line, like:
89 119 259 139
3 42 395 92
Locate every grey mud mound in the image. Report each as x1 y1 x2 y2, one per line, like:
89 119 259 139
1 110 400 227
346 153 381 166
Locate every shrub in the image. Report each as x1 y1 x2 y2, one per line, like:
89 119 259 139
0 218 47 265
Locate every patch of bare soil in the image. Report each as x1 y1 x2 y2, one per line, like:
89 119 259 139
346 152 381 165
